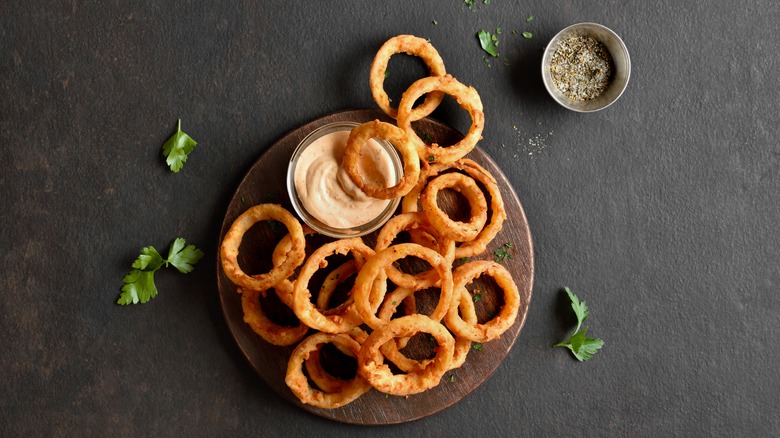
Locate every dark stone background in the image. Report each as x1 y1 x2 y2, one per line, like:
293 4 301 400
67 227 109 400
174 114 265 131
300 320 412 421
2 1 778 436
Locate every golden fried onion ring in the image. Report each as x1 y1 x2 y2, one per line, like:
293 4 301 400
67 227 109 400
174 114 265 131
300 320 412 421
401 159 505 257
353 243 454 331
292 238 374 333
240 284 309 347
286 332 371 408
369 35 446 120
397 75 484 165
343 120 420 200
221 204 306 292
420 172 488 242
374 212 455 288
450 159 506 258
445 261 521 343
357 314 454 396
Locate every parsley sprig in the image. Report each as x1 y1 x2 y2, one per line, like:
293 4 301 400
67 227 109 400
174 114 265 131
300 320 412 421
554 287 604 361
162 119 198 173
117 238 204 305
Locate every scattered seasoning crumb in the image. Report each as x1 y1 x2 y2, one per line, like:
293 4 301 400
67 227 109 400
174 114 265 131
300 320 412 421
432 19 438 25
513 122 554 160
522 31 533 39
550 35 614 101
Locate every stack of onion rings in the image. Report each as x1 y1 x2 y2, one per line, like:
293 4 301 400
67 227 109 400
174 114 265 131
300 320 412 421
219 35 523 409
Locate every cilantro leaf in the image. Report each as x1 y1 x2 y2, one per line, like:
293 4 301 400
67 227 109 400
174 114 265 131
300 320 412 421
522 31 533 39
554 288 604 361
165 238 204 273
162 119 198 173
477 30 499 57
118 269 158 304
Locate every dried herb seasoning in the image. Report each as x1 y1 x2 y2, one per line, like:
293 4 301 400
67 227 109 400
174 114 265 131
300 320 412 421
550 35 614 101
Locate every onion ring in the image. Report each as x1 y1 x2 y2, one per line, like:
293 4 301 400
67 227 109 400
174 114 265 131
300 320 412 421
220 204 306 292
343 119 420 200
397 75 484 165
377 284 418 350
357 314 454 396
316 259 358 315
240 284 309 347
286 332 371 408
377 287 475 373
445 261 521 342
450 159 506 257
304 349 348 393
292 238 375 333
374 212 455 288
353 243 454 331
369 35 446 120
420 172 488 242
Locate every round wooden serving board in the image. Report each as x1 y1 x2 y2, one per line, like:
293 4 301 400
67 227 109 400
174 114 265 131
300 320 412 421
217 109 534 425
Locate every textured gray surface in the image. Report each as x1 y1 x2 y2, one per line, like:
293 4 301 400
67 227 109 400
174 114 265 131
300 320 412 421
2 1 779 436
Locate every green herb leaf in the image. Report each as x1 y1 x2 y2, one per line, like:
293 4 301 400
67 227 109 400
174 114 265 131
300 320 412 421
526 15 534 22
472 343 484 351
477 30 499 57
564 286 589 333
493 242 513 262
554 288 604 361
162 119 198 173
464 0 476 8
165 238 204 274
131 246 164 271
117 238 203 305
118 269 158 305
554 328 604 361
473 292 483 303
522 31 533 39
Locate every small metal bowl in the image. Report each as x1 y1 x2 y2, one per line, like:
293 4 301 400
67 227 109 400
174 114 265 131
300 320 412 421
286 121 402 239
542 22 630 112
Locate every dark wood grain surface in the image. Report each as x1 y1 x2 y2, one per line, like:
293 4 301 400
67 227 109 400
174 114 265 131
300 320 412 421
217 109 533 424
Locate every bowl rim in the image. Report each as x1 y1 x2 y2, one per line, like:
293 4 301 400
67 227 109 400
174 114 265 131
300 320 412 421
541 22 631 113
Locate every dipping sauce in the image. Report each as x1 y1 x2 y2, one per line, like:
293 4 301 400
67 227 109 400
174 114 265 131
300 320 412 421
292 129 397 230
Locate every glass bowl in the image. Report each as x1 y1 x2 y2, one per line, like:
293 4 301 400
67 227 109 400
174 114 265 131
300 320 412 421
286 121 402 238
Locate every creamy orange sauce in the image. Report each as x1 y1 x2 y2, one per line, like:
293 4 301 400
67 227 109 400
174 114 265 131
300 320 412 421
294 130 396 229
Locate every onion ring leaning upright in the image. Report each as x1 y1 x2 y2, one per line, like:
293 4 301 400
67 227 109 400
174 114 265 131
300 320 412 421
369 34 446 120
